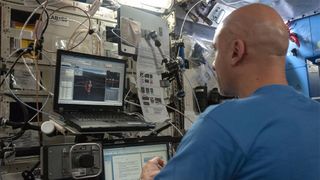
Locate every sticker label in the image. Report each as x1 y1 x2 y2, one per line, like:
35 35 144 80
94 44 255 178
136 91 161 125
49 15 69 27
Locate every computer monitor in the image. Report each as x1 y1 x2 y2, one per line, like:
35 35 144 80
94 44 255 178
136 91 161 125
103 143 168 180
54 50 126 112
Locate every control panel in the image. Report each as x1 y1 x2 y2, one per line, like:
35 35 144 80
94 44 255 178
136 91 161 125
41 143 102 179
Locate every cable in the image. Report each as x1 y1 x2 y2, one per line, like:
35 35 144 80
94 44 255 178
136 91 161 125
31 43 42 145
124 99 141 108
11 42 55 96
67 18 89 29
42 5 92 53
68 29 86 48
66 20 102 54
167 120 184 136
144 33 185 98
0 129 25 141
148 119 184 136
21 56 54 96
111 28 136 47
13 1 53 96
18 1 46 49
183 73 201 113
35 0 49 40
0 3 54 142
8 61 56 120
0 0 63 6
165 104 194 124
21 161 40 179
30 161 40 172
49 6 92 51
4 78 62 120
67 29 102 55
0 49 28 88
30 40 42 145
125 100 193 136
122 47 194 124
27 92 50 123
3 42 53 96
1 48 26 97
2 93 29 122
179 0 203 39
4 121 40 131
8 84 51 124
65 19 90 51
16 1 51 102
111 24 195 125
126 112 149 122
145 38 163 72
16 7 86 96
124 99 194 125
2 50 56 124
0 93 30 141
124 71 154 102
94 32 102 55
46 0 64 6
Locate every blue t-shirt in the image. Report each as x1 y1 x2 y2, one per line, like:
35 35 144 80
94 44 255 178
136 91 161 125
155 85 320 180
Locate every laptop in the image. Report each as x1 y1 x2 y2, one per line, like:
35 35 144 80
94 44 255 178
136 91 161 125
102 137 179 180
54 50 155 132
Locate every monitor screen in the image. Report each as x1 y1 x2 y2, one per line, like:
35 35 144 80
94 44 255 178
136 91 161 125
57 52 125 107
103 144 168 180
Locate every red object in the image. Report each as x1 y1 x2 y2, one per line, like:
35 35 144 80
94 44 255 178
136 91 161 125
289 33 300 47
286 21 300 47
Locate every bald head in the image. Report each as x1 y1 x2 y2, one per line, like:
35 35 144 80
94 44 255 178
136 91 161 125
220 3 289 57
212 4 289 97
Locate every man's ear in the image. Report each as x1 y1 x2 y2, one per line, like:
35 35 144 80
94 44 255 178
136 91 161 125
231 39 245 66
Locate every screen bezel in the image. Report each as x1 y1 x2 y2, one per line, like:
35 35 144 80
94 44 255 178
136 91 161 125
102 142 170 180
54 49 127 113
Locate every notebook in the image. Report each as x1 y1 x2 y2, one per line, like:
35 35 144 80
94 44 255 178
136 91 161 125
53 50 155 132
102 137 176 180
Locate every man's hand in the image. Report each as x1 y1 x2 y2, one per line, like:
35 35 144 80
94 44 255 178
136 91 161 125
140 157 165 180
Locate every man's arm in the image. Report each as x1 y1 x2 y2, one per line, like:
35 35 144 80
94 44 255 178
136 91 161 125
141 116 246 180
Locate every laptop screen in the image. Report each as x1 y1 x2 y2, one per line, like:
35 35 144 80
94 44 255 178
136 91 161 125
55 50 126 108
103 144 168 180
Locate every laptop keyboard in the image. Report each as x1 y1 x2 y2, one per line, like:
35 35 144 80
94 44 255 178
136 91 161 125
67 111 142 122
63 111 155 132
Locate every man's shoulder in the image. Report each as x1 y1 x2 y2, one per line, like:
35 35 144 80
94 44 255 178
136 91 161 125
191 98 258 139
203 96 262 118
197 96 273 152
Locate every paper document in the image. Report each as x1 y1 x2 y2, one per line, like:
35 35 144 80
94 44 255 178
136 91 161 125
136 39 170 123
